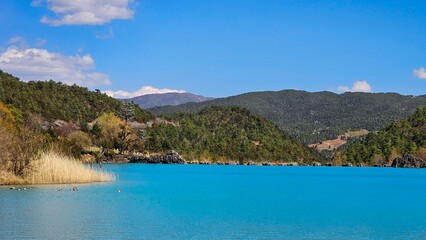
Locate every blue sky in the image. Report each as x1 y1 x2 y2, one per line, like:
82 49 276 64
0 0 425 98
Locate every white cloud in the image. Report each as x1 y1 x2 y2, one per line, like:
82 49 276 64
337 80 372 93
336 86 350 92
104 86 186 99
0 46 111 87
35 0 134 26
413 67 426 79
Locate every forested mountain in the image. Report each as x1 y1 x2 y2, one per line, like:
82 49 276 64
336 106 426 166
0 70 320 167
128 92 213 109
0 70 153 123
151 90 426 144
145 106 321 164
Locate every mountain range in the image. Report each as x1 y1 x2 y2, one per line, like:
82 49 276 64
0 70 318 164
1 69 424 166
127 92 213 109
150 90 426 144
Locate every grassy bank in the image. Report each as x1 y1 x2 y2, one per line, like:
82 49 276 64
0 151 115 185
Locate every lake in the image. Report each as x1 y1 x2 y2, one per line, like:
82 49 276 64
1 165 426 239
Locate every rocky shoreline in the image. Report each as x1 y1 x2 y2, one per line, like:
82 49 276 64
99 151 426 168
391 154 426 168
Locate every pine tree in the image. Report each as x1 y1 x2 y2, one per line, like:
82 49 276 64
119 101 135 124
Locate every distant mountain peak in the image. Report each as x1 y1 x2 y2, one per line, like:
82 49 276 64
127 92 214 109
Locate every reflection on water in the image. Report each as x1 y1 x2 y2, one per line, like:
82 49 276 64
1 165 426 239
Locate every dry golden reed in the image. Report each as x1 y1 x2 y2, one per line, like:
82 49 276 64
24 151 115 184
0 170 25 185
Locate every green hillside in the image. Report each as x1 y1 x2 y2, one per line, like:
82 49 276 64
0 70 153 123
145 106 321 164
150 90 426 144
0 70 320 166
337 106 426 165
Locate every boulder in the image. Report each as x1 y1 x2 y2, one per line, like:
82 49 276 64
392 154 426 168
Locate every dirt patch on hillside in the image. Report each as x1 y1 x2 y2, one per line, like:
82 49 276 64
309 129 369 151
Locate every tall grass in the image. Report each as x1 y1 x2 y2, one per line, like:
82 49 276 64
24 151 115 184
0 170 25 185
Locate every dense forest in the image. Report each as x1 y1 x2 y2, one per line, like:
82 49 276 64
334 106 426 166
150 90 426 144
0 70 153 123
145 106 320 163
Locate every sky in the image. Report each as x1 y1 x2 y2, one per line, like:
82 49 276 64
0 0 425 98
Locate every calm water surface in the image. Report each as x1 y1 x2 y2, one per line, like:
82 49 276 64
1 165 426 239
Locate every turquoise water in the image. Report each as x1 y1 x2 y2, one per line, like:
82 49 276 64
1 165 426 239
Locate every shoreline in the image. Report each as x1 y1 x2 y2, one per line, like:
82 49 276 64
96 161 422 169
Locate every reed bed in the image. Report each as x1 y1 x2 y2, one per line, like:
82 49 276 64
24 151 115 184
0 170 25 185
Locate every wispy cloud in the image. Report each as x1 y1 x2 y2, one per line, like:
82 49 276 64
413 67 426 79
95 27 115 39
7 36 28 48
8 36 24 44
104 86 186 99
337 80 372 93
35 38 47 47
0 45 111 87
34 0 134 26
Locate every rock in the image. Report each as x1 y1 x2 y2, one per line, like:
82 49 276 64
284 162 299 167
392 154 426 168
53 120 67 127
312 162 321 166
111 155 130 163
129 150 185 164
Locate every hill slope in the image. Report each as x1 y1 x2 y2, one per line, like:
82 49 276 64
145 106 321 164
338 106 426 165
0 70 153 123
128 92 213 109
0 70 319 166
151 90 426 143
